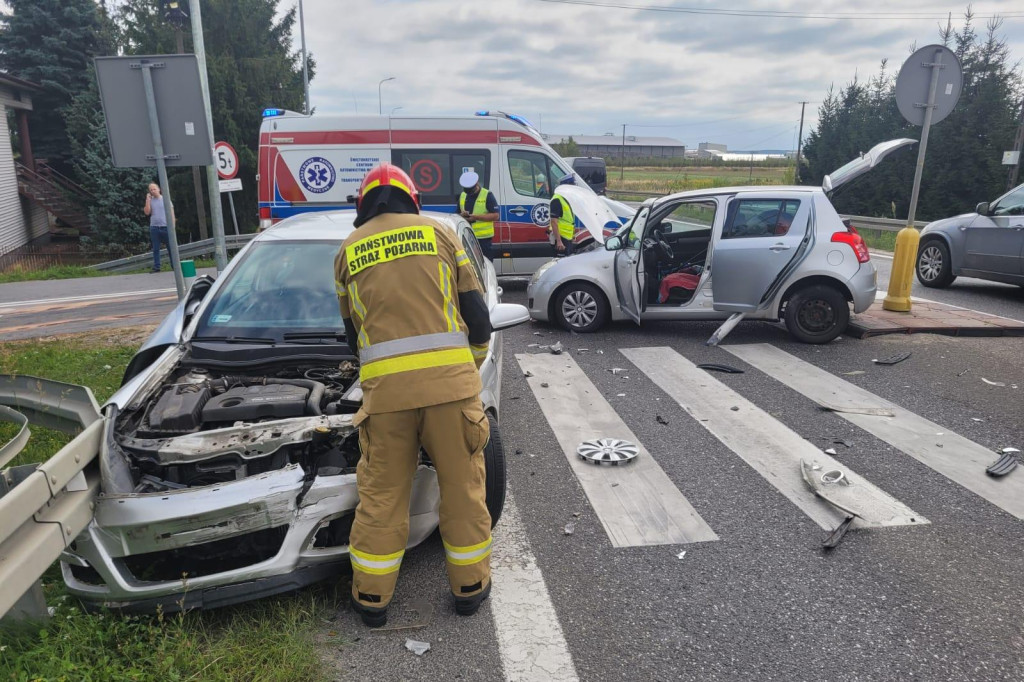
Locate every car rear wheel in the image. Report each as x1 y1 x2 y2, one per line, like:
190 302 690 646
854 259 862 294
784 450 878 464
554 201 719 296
916 240 956 288
784 284 849 344
553 282 609 333
484 413 505 528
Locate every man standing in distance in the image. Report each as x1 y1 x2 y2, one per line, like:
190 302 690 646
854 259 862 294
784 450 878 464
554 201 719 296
456 171 498 261
335 163 494 627
143 183 174 273
549 174 577 256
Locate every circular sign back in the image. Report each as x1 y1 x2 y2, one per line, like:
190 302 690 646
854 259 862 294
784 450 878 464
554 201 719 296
895 44 963 127
214 141 239 180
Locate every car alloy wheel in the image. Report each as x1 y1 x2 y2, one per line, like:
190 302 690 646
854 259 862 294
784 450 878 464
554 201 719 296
918 244 944 282
561 290 598 329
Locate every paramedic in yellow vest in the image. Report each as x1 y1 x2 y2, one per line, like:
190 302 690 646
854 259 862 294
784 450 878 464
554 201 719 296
335 163 494 628
549 174 577 256
456 171 498 261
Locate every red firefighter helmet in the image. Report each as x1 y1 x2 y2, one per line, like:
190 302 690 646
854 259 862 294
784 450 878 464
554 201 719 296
356 163 420 209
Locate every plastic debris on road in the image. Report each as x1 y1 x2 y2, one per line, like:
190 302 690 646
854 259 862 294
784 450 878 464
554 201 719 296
696 363 744 374
987 447 1021 477
564 522 575 535
523 370 534 378
540 382 549 388
872 352 912 365
608 368 626 375
405 639 431 656
981 378 1006 387
550 342 564 355
677 551 686 560
824 447 838 456
656 415 669 425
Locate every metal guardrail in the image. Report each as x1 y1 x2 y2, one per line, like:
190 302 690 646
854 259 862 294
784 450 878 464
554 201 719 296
90 233 255 273
0 375 103 620
841 215 928 233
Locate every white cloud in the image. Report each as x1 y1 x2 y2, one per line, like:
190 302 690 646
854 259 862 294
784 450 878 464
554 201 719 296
289 0 1024 149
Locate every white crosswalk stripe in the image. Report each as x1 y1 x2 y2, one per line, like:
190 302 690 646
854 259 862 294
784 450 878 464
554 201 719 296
621 346 926 531
516 352 719 547
723 343 1024 521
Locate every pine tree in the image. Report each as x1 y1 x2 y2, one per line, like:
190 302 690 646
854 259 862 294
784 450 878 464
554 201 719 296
0 0 106 172
801 9 1022 221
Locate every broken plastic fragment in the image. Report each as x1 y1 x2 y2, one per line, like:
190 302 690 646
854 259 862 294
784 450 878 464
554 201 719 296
843 370 865 376
564 522 575 535
824 447 837 455
677 551 686 560
523 370 534 378
608 368 625 375
656 415 669 426
550 342 564 355
405 639 431 656
872 352 911 365
540 382 549 388
616 393 626 397
981 378 1006 387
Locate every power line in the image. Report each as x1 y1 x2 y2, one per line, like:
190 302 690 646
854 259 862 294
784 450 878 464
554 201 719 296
537 0 1024 20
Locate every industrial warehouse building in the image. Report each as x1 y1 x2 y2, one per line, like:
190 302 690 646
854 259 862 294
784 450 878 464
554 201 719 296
544 133 687 159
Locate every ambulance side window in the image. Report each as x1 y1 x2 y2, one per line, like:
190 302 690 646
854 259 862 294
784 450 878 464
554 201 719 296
508 150 560 199
393 149 490 206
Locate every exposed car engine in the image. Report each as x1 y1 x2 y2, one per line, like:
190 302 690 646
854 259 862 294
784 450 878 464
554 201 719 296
112 361 365 493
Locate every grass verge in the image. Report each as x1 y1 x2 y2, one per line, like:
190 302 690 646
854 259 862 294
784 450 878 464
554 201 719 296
0 257 222 284
0 328 338 681
858 228 898 253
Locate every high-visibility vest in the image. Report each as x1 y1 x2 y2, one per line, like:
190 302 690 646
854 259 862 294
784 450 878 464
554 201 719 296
552 193 575 240
459 188 495 239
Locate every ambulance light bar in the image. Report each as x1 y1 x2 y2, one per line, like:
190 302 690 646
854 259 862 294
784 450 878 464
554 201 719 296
262 108 285 117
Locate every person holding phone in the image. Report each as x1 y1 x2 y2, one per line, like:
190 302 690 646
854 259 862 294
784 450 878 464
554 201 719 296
143 183 174 273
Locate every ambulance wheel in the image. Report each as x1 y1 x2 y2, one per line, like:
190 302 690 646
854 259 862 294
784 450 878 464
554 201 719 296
553 282 609 333
484 413 506 528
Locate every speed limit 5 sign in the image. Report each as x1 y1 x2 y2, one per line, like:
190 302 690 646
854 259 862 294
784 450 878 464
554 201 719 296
214 141 239 180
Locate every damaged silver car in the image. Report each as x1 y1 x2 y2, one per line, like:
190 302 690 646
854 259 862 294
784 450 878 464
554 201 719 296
60 211 527 612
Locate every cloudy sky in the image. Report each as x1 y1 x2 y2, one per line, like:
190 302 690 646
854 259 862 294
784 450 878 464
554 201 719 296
288 1 1024 151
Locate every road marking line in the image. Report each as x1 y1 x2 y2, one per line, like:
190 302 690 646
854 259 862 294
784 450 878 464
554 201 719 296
724 343 1024 521
622 347 925 530
0 287 176 310
516 353 718 547
491 491 578 682
870 251 894 260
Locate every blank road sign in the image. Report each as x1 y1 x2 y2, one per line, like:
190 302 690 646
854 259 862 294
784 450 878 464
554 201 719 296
94 54 213 168
895 44 963 127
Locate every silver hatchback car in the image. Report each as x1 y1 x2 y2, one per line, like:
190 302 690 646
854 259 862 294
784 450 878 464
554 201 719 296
528 140 915 344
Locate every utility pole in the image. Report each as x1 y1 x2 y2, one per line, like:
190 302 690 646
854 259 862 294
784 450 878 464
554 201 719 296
620 124 626 181
1008 96 1024 190
174 27 209 241
299 0 310 115
189 0 228 271
795 101 808 184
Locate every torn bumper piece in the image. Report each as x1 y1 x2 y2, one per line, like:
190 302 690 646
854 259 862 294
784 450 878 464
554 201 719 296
61 464 441 612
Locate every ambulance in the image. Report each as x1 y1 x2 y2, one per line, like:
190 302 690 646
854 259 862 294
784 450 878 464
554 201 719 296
257 109 629 275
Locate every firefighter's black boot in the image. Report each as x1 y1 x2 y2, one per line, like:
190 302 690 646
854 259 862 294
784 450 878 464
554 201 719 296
454 580 491 616
350 594 388 628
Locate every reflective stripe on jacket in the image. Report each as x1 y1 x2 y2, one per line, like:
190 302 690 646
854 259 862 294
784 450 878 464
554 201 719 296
334 213 487 413
459 188 495 239
552 193 575 240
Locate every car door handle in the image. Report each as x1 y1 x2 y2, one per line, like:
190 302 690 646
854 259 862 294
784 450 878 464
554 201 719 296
768 243 791 252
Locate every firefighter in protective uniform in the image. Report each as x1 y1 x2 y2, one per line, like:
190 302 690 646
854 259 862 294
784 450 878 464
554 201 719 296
334 163 494 627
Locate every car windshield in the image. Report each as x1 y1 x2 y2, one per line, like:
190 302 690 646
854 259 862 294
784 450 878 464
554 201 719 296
195 239 344 341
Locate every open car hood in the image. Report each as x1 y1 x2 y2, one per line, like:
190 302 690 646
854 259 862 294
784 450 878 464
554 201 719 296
557 185 622 244
823 138 916 192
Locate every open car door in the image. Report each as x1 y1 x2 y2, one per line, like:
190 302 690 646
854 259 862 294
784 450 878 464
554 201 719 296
612 207 648 324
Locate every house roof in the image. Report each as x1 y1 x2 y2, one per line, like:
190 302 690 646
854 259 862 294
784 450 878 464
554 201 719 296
0 73 42 91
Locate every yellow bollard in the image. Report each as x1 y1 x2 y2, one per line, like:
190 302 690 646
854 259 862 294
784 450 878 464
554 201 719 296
882 226 920 311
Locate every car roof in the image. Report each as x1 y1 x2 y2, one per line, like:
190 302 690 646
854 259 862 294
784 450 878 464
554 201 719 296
256 210 463 242
653 185 822 206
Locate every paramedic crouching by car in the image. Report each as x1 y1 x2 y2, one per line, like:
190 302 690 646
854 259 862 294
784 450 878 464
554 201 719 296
335 163 494 628
456 171 498 261
549 174 576 256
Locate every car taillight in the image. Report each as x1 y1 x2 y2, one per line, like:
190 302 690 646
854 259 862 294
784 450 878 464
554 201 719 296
831 229 870 263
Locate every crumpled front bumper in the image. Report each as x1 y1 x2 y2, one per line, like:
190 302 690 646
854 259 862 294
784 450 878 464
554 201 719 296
61 463 440 612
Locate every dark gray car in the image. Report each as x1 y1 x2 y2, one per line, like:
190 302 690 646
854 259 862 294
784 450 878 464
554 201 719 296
916 183 1024 288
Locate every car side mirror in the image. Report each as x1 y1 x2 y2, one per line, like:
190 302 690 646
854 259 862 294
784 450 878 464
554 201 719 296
976 202 990 216
604 236 622 250
490 303 530 331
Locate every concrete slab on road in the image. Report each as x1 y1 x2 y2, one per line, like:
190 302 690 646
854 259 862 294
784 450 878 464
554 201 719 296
849 297 1024 338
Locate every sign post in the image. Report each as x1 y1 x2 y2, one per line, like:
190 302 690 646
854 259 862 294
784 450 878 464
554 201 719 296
94 54 214 301
883 44 962 312
215 141 242 236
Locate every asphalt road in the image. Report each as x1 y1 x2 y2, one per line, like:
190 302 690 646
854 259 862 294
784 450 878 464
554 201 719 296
3 257 1024 681
332 279 1023 682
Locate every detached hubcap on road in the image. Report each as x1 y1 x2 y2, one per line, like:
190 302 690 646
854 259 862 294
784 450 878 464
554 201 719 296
919 245 943 281
563 290 597 328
